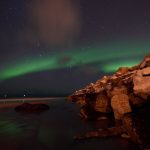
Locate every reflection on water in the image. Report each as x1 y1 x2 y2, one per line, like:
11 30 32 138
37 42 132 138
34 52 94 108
0 99 137 150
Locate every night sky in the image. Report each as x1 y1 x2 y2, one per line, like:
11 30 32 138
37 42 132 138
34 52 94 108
0 0 150 97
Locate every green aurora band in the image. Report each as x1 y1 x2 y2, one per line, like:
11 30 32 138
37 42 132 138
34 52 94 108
0 41 150 81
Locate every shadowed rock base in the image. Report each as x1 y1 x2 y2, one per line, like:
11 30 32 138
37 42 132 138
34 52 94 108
74 113 150 150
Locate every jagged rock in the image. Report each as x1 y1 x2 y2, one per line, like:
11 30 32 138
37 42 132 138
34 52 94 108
111 94 131 119
139 54 150 68
116 67 129 75
94 92 111 113
68 54 150 120
122 114 150 150
133 69 150 99
129 93 147 107
68 54 150 149
141 67 150 75
108 85 128 98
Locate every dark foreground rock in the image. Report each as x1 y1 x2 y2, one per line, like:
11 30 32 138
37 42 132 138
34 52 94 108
15 103 50 113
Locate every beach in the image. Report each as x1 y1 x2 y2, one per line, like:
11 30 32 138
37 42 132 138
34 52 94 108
0 98 139 150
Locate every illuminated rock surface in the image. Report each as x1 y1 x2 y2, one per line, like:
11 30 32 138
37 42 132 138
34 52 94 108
68 54 150 119
68 54 150 149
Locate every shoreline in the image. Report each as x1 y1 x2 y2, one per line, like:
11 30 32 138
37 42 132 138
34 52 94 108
0 97 67 109
0 97 66 103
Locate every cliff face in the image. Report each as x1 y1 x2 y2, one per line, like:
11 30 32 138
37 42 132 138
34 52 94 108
68 54 150 120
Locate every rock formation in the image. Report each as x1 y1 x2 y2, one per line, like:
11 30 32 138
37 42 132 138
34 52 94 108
15 103 49 113
68 54 150 120
68 54 150 149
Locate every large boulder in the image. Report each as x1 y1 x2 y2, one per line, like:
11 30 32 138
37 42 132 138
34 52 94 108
133 67 150 99
15 103 50 113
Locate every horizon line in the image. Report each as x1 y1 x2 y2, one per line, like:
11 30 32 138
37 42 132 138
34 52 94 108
0 97 67 103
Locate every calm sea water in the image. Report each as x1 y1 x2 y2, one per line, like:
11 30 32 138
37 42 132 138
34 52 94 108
0 98 138 150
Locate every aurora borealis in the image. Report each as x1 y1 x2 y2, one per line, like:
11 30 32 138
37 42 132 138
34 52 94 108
1 1 150 150
1 0 150 96
0 41 150 81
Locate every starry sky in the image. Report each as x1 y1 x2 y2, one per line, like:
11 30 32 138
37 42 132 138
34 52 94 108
0 0 150 97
